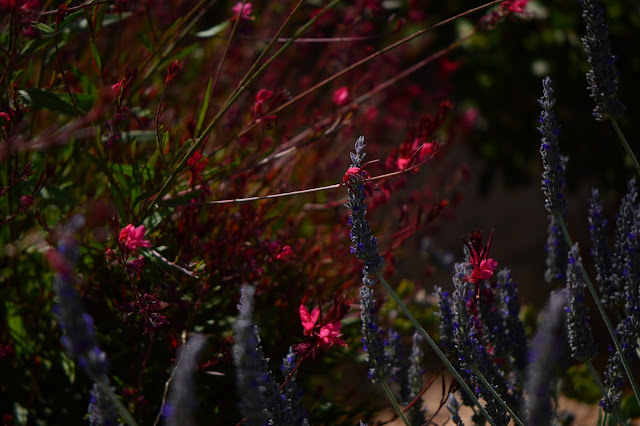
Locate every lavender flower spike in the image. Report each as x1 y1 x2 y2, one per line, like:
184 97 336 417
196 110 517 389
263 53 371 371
164 333 207 426
360 285 390 383
52 215 110 380
88 383 121 426
524 290 569 426
565 244 597 362
579 0 625 121
345 136 384 284
544 214 568 284
538 77 568 218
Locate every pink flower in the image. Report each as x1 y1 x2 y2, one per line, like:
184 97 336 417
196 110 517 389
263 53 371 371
299 305 320 336
501 0 529 14
275 245 294 261
462 231 497 285
119 224 151 251
318 322 346 347
111 80 123 97
232 2 252 20
332 87 350 106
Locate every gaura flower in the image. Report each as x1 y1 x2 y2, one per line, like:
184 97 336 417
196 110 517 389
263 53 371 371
462 231 498 285
119 224 151 251
299 305 320 336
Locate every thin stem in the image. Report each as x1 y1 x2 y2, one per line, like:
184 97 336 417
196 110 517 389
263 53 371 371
376 273 496 426
472 367 524 426
556 218 640 408
381 380 410 426
158 144 438 206
611 118 640 178
585 361 627 426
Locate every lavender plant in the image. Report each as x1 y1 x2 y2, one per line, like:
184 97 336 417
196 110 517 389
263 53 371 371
232 285 308 426
579 0 640 176
163 333 207 426
537 75 640 421
523 290 569 426
49 215 135 426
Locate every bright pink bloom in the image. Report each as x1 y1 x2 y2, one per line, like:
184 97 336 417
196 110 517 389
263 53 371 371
317 322 346 347
299 305 320 336
232 2 252 20
332 87 350 106
119 224 151 251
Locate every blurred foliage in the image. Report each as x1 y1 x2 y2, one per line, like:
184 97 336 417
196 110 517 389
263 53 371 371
450 0 640 193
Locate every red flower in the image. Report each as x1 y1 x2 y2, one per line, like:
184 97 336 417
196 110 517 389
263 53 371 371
332 87 350 106
462 231 497 286
119 224 151 251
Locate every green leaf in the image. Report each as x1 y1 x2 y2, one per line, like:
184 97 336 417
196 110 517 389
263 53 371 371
59 92 95 112
20 88 84 115
60 352 76 384
90 39 102 71
6 302 31 358
33 22 56 34
195 21 230 38
123 130 158 143
196 77 213 137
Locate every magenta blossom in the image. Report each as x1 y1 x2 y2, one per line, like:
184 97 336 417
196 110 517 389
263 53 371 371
119 224 151 251
232 2 252 20
332 87 350 106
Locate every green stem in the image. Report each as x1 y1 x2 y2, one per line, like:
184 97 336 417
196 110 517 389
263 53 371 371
376 273 496 426
472 367 524 426
381 380 410 426
610 118 640 178
585 361 627 426
556 218 640 409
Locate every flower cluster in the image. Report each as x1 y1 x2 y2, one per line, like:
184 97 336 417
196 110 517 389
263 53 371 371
299 303 346 349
